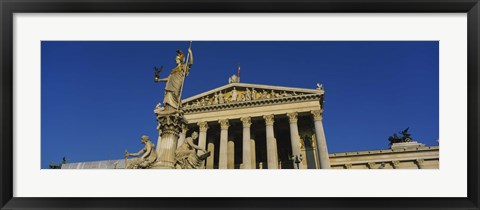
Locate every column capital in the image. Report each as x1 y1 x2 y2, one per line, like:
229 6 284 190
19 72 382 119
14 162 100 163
197 121 209 132
219 119 230 130
344 163 352 169
240 117 252 128
286 112 298 124
263 114 275 126
415 159 425 164
367 162 376 169
311 110 323 121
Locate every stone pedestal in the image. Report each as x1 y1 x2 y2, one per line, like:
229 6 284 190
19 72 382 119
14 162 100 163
152 112 186 169
390 141 425 150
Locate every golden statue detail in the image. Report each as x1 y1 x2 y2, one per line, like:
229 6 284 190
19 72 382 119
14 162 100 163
155 44 193 116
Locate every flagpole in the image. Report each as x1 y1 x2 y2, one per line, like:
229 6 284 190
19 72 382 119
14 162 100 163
237 63 240 82
176 41 192 112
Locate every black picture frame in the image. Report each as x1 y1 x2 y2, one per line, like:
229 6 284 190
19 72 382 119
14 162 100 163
1 0 479 209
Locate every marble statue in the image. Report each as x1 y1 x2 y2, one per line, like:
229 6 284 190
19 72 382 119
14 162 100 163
238 92 245 101
275 92 281 98
270 90 276 98
125 135 157 169
219 91 225 104
252 88 257 100
151 43 192 169
231 87 237 102
228 74 239 83
261 90 268 99
175 131 211 169
245 88 252 101
213 92 219 104
205 96 212 105
154 47 193 116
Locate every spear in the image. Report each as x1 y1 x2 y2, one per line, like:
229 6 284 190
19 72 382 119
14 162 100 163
124 149 128 169
176 41 193 112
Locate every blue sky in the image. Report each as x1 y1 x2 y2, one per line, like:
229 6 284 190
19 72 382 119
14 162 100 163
41 41 439 168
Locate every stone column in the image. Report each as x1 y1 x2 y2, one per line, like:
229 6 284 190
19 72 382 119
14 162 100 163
250 139 256 169
218 119 230 169
263 114 278 169
206 142 215 169
228 140 235 169
155 128 162 155
311 110 331 169
241 117 252 169
176 126 188 149
287 112 305 169
197 121 209 155
153 114 185 169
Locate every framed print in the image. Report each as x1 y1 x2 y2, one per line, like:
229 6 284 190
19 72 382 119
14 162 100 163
1 0 479 209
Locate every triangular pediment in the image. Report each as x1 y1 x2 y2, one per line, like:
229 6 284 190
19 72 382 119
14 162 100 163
181 83 324 110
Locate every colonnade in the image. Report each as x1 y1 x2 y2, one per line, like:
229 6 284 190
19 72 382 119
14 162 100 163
183 109 330 169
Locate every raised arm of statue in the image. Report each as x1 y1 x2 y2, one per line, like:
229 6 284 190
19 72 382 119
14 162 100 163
128 147 146 157
156 77 168 83
187 138 206 152
125 135 157 169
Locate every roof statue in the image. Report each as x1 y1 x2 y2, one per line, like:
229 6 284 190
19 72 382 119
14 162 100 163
388 127 414 146
316 83 324 91
228 74 240 83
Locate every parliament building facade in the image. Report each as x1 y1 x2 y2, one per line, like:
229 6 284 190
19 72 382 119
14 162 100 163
62 77 439 169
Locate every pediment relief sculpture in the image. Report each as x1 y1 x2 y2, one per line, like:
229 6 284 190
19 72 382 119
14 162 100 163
183 86 315 109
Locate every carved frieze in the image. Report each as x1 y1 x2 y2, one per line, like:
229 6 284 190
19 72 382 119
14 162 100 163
184 87 309 109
